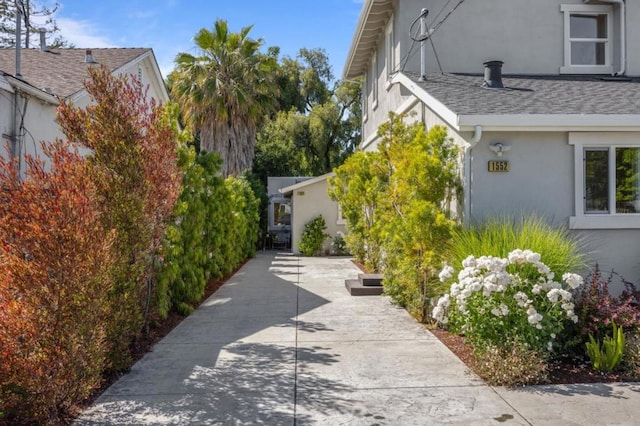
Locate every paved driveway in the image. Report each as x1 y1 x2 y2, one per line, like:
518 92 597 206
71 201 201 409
77 252 640 425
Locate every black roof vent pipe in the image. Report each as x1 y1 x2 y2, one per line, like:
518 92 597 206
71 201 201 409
482 60 504 89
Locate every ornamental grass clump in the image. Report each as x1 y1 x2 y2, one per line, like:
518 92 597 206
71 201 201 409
433 249 584 353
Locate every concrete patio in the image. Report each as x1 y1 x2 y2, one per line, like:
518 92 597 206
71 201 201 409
77 252 640 425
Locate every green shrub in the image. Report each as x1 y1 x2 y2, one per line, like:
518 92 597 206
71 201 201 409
586 321 625 372
299 216 330 256
473 340 549 386
156 152 260 318
331 233 350 256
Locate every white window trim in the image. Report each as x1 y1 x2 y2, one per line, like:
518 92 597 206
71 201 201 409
560 4 613 74
569 132 640 229
337 204 346 226
385 15 395 83
363 70 368 123
372 53 378 110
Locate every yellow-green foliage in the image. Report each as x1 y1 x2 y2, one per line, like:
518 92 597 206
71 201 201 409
330 113 461 320
586 321 625 372
328 151 387 271
377 115 461 321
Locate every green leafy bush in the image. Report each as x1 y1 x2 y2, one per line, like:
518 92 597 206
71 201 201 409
434 249 584 353
329 151 387 271
586 321 625 372
473 339 549 386
299 215 329 256
156 152 260 317
330 114 460 320
331 233 350 256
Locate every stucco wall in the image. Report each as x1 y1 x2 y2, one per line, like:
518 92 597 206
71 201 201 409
468 131 640 290
396 0 636 76
290 178 347 255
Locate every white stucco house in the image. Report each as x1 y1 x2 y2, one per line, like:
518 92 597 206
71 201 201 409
345 0 640 286
0 46 168 173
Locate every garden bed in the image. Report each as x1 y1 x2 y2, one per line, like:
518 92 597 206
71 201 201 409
430 327 639 385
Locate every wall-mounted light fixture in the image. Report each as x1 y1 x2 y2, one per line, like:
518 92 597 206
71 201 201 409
489 142 511 157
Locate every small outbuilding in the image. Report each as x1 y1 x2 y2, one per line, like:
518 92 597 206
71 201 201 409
279 173 347 255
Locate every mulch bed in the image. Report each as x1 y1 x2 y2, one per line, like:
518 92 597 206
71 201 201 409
429 327 639 385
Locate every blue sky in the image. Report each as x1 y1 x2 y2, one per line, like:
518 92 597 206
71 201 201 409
46 0 364 78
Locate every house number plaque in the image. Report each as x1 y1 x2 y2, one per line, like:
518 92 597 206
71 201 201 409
488 161 509 173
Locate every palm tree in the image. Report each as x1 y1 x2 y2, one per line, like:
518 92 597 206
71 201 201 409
172 20 278 176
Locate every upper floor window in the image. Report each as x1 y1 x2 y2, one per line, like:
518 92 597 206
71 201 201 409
363 70 369 122
385 17 395 80
569 133 640 229
561 4 613 74
372 53 378 109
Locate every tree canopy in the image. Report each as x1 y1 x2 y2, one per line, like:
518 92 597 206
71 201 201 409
0 0 69 48
253 47 362 183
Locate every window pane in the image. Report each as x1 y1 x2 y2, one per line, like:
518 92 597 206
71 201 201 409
585 149 609 213
571 41 606 65
570 14 607 39
274 202 291 226
616 147 640 214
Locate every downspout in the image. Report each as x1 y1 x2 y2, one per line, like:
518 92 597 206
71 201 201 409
13 5 23 173
464 125 482 226
598 0 626 76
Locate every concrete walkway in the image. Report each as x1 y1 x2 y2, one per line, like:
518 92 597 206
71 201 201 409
78 252 640 425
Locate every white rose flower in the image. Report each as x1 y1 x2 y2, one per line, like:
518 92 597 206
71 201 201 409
439 264 455 282
563 273 584 290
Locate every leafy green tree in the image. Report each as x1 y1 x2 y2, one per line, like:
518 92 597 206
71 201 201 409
378 115 461 321
331 114 461 321
172 19 279 176
254 48 362 179
0 0 69 48
329 150 387 271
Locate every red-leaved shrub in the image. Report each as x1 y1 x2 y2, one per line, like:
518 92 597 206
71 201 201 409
0 140 115 423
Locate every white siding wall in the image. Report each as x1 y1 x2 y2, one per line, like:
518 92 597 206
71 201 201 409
290 178 347 255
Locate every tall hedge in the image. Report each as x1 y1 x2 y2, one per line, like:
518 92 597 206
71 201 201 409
156 149 260 317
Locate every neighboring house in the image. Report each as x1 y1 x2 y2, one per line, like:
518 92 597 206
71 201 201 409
0 45 168 173
279 173 347 255
267 176 314 249
345 0 640 286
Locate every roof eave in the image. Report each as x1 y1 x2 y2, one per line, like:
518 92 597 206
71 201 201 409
279 172 336 195
5 74 59 105
392 72 640 133
343 0 394 80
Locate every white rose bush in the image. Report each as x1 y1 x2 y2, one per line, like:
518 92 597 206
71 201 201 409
433 249 583 353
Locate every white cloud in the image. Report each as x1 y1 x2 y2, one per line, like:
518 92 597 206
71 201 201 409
56 17 116 48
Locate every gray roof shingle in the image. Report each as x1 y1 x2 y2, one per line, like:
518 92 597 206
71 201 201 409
0 48 150 98
405 72 640 116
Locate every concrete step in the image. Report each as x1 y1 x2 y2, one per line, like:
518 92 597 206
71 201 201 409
358 273 384 286
345 279 384 296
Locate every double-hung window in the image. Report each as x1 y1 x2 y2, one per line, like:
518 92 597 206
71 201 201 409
385 17 395 82
570 133 640 229
372 53 378 110
560 4 613 74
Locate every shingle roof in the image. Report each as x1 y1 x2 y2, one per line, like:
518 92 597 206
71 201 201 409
405 72 640 116
0 48 151 98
